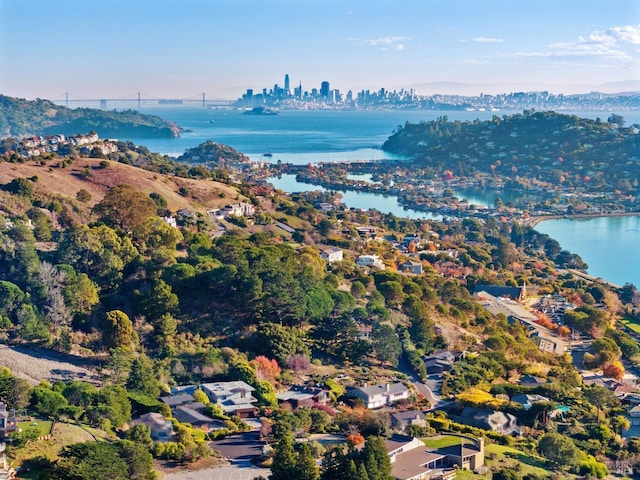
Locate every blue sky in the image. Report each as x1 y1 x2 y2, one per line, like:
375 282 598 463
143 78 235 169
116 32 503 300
1 0 639 100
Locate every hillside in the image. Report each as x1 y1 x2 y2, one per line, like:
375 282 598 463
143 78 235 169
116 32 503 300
0 94 181 138
0 157 241 216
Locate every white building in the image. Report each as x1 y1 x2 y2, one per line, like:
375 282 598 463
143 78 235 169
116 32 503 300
321 247 343 263
356 254 385 270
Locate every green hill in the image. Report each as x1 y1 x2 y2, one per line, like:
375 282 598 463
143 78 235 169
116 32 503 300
0 94 181 138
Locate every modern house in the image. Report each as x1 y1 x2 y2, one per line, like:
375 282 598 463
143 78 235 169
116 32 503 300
399 261 423 275
132 412 173 441
474 284 526 301
455 407 519 435
391 411 427 433
628 405 640 426
423 349 464 375
276 385 330 410
320 247 344 263
200 381 258 418
511 394 550 410
347 382 410 409
386 434 485 480
356 254 386 270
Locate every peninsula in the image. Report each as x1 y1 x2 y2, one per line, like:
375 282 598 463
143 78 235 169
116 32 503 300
0 94 181 139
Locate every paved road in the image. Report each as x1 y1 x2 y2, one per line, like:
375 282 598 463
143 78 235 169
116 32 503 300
164 460 270 480
210 431 264 460
397 355 448 409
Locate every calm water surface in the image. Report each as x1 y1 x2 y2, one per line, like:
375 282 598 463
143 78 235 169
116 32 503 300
119 107 640 287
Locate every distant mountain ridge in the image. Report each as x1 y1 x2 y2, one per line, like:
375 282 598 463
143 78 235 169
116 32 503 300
0 94 181 139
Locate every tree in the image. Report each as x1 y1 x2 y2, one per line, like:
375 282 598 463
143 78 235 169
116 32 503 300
270 432 296 480
126 354 162 397
0 367 32 409
371 324 401 367
31 385 69 419
102 310 138 350
93 184 158 235
537 432 581 471
295 443 320 480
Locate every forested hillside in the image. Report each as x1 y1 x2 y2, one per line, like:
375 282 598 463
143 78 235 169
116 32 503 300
0 94 180 138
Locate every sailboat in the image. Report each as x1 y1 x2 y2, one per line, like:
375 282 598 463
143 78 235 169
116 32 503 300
263 146 273 158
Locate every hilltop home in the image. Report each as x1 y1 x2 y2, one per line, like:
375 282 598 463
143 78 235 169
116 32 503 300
320 247 343 263
200 380 258 418
347 382 410 409
276 385 330 410
386 434 485 480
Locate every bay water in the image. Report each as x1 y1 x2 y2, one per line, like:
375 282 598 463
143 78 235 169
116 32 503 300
119 107 640 287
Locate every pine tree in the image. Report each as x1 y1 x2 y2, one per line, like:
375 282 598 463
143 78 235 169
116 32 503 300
270 433 296 480
295 443 319 480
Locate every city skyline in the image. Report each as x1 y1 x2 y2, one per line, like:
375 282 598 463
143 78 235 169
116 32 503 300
1 0 639 101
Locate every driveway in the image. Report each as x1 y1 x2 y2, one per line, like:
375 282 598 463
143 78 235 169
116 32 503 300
164 460 270 480
210 431 265 461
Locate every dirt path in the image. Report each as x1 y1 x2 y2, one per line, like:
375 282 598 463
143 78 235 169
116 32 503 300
0 344 102 385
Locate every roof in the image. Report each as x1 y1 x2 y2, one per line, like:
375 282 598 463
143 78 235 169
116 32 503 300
201 380 255 395
511 394 550 405
173 406 214 425
390 447 445 480
351 382 408 398
392 410 427 423
160 393 195 407
475 284 525 299
133 412 171 430
276 385 326 402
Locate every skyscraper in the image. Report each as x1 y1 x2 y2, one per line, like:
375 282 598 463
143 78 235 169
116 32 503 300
284 74 290 95
320 81 330 99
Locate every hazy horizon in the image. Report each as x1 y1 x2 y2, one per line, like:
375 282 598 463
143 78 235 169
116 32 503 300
1 0 638 101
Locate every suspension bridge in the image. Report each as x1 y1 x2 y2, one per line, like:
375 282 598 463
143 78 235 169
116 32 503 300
46 91 234 109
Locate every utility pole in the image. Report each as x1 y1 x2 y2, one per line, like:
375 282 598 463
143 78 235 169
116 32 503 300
138 91 141 109
202 92 205 108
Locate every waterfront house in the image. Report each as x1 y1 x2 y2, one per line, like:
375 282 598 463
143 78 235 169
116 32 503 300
347 382 410 409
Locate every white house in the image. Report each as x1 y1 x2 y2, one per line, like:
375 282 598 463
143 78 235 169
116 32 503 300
356 254 385 270
347 382 410 409
321 247 343 263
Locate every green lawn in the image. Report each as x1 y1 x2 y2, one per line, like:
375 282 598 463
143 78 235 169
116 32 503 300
422 435 475 449
17 420 53 437
484 444 557 478
620 317 640 334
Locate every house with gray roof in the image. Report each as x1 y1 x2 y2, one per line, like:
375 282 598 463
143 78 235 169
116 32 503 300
456 407 519 435
200 380 258 418
347 382 410 409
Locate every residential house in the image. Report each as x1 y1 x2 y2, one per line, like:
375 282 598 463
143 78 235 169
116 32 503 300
423 350 463 375
455 407 519 435
511 394 550 410
132 412 173 441
347 383 410 409
172 405 222 431
160 393 196 409
356 323 373 341
628 405 640 426
276 385 330 410
0 403 16 441
200 381 258 418
320 247 343 263
386 433 485 480
391 411 427 433
399 261 423 275
518 375 547 387
0 402 18 441
223 202 255 218
356 254 385 270
474 285 526 301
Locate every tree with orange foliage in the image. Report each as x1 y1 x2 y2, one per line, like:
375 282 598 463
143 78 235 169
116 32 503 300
251 355 281 383
346 433 365 446
557 325 571 338
603 360 625 381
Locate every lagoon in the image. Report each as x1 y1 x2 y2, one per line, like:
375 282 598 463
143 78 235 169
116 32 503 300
118 106 640 287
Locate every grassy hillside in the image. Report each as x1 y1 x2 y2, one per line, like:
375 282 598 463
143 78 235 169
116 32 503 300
0 157 242 217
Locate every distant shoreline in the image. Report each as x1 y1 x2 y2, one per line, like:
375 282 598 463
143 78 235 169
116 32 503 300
523 211 640 228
